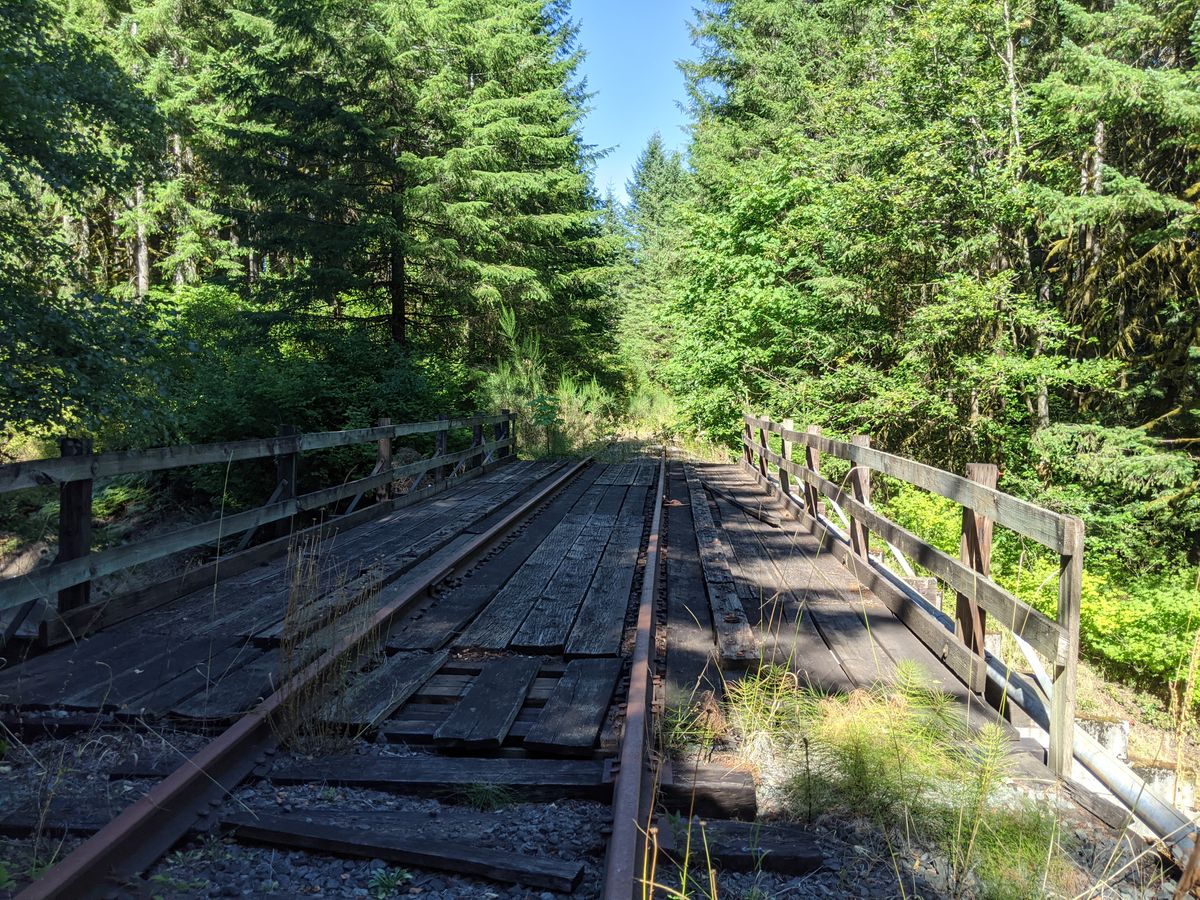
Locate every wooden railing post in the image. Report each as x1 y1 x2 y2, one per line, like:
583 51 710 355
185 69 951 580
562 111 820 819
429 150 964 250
1049 519 1084 777
375 417 392 502
756 421 769 481
957 463 997 689
507 409 517 457
56 437 93 612
435 415 449 480
274 424 298 539
742 418 754 467
804 425 821 516
848 436 871 559
495 409 511 459
471 421 484 471
779 418 794 501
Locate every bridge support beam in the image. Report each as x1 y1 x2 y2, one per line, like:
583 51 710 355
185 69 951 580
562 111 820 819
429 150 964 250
1050 521 1084 777
957 463 997 691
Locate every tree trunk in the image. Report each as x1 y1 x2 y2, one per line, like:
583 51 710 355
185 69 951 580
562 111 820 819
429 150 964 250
390 239 407 345
134 180 149 297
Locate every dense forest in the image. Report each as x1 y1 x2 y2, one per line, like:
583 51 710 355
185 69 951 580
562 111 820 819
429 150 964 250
615 0 1200 699
2 0 1198 701
1 0 621 454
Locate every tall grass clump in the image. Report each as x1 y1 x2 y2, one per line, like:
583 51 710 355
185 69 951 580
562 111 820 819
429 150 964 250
477 307 619 456
713 662 1073 899
273 532 383 754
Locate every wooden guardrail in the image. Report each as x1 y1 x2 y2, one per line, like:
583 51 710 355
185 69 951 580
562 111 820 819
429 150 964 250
741 414 1084 777
0 412 516 632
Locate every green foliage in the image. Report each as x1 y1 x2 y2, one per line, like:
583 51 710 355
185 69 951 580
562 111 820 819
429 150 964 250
477 306 618 456
1081 569 1200 686
367 867 412 899
2 0 619 459
457 782 516 812
621 0 1200 703
879 483 1200 692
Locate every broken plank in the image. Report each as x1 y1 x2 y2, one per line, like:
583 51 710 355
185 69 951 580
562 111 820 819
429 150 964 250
320 650 448 730
685 465 757 666
433 655 542 748
523 658 622 754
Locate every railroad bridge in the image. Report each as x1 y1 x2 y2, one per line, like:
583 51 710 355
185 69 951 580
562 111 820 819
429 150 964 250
0 413 1195 897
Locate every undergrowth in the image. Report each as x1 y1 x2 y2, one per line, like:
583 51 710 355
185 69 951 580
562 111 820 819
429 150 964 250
658 662 1080 900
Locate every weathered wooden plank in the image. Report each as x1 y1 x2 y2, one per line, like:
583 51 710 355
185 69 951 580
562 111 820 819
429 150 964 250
750 423 1077 553
562 483 648 657
380 704 541 745
523 658 622 754
0 441 511 615
661 758 757 819
454 484 608 650
171 648 278 720
662 464 720 707
411 672 558 703
684 466 757 665
633 462 657 486
386 467 606 651
319 650 448 730
242 473 536 641
0 628 152 708
37 463 516 647
756 473 990 698
266 755 611 800
433 655 542 748
0 415 513 493
562 526 642 658
126 641 263 714
221 811 585 892
509 525 610 653
510 484 627 653
704 469 852 695
60 635 246 712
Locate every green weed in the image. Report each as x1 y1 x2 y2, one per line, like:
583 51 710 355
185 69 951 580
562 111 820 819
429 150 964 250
458 782 517 811
368 866 413 898
720 662 1076 899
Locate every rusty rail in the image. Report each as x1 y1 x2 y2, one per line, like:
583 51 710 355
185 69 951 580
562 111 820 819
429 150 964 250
19 457 589 900
602 453 665 900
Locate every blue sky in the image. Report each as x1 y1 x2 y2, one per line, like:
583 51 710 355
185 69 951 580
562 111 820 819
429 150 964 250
571 0 695 202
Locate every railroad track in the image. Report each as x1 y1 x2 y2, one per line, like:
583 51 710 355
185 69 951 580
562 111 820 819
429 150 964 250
1 455 667 899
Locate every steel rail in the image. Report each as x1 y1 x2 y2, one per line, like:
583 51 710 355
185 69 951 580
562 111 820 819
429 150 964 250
19 457 591 900
601 453 666 900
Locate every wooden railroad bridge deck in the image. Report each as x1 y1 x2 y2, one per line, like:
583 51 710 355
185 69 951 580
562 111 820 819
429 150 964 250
0 413 1193 898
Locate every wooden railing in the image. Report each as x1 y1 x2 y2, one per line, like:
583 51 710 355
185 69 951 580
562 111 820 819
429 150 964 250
742 414 1084 777
0 412 515 640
